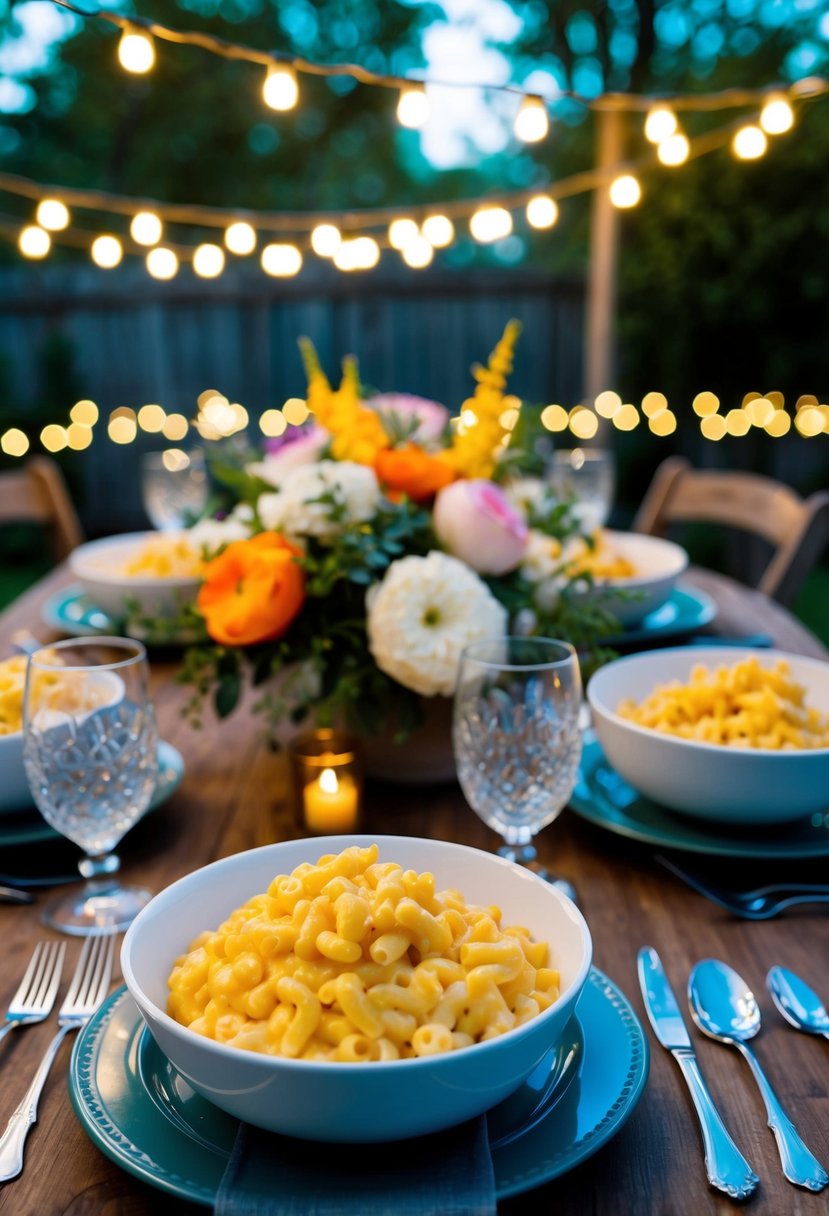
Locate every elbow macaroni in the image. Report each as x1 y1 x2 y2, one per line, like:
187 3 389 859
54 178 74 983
167 844 559 1062
618 657 829 750
0 652 107 736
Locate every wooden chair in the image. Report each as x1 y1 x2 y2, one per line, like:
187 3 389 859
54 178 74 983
0 455 84 562
633 456 829 607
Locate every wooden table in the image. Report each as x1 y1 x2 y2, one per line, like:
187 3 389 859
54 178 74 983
1 567 827 1216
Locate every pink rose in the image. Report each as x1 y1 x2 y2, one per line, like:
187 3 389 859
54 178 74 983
246 425 329 488
433 480 529 575
366 394 449 445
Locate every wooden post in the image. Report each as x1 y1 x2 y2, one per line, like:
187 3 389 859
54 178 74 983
583 106 624 402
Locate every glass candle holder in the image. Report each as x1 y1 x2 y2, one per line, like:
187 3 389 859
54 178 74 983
290 729 363 835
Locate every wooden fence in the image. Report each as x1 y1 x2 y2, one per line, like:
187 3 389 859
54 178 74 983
1 262 584 532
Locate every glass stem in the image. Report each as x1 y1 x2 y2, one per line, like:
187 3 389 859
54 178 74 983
79 851 121 881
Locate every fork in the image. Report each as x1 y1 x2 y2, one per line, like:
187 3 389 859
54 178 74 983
0 943 65 1045
0 933 116 1181
657 855 829 919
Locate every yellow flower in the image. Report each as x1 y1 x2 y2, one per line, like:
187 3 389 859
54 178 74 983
299 339 388 465
444 319 522 479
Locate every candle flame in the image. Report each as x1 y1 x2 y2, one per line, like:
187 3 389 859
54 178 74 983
319 767 339 794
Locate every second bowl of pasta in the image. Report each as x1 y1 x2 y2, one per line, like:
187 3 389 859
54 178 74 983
587 646 829 823
121 835 592 1142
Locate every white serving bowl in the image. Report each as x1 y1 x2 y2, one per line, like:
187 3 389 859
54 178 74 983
69 531 201 622
587 646 829 824
122 834 592 1143
586 531 688 626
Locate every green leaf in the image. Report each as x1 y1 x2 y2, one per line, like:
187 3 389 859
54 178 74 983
215 673 242 719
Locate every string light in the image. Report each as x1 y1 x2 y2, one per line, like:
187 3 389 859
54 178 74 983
193 243 225 278
334 236 380 271
260 409 288 437
733 125 767 159
118 26 155 74
648 409 677 436
91 235 123 268
514 95 549 143
397 84 429 129
613 403 640 430
131 212 163 246
401 236 433 268
36 199 69 231
70 400 98 425
469 206 512 243
162 413 189 440
66 422 93 450
746 396 775 427
263 65 299 111
108 412 138 444
146 247 179 280
283 398 309 425
641 392 668 417
644 107 678 144
421 215 453 247
540 404 569 432
137 404 166 432
1 428 29 457
310 223 342 257
569 406 599 440
765 410 791 437
526 195 558 229
225 222 256 255
609 175 641 208
692 391 720 417
725 408 751 436
594 391 622 419
760 95 795 135
18 225 50 259
701 414 727 441
261 243 302 276
40 424 68 453
657 133 689 166
388 218 419 250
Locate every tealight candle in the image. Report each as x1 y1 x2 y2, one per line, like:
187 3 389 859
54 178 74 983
290 730 363 835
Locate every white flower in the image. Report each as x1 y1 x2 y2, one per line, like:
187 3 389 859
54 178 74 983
246 426 329 488
258 460 380 540
187 510 252 554
521 529 568 613
503 477 545 517
367 551 507 697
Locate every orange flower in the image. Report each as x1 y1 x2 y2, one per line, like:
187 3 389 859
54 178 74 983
374 444 456 503
197 532 305 647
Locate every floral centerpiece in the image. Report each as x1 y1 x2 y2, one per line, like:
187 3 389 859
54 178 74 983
176 322 618 748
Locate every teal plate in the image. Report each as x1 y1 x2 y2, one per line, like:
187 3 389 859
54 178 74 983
69 969 648 1205
607 583 717 647
0 741 184 847
572 737 829 859
42 584 195 646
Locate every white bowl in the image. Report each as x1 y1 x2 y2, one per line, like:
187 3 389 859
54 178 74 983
121 834 592 1143
587 646 829 824
587 531 688 626
69 532 201 622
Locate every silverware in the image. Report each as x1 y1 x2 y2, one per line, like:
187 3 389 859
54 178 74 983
0 887 34 906
689 959 829 1193
637 946 758 1200
767 967 829 1040
656 855 829 919
0 933 115 1181
0 943 65 1045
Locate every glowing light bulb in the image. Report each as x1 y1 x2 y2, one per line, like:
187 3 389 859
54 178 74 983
657 133 689 166
224 222 256 255
526 195 558 229
644 107 677 144
514 95 549 143
421 214 453 247
397 84 429 129
91 235 123 268
137 404 166 432
469 206 512 243
40 424 68 453
334 236 379 271
70 400 98 426
67 422 92 451
388 218 419 250
692 391 720 417
18 225 50 259
649 409 677 436
401 236 433 269
193 243 225 279
540 404 568 432
310 224 341 257
36 199 69 231
609 175 641 209
569 407 599 440
260 409 287 437
263 65 298 112
261 243 302 277
732 125 767 160
118 27 155 74
760 95 794 135
146 247 179 280
641 392 668 417
594 391 621 419
162 413 189 441
1 428 29 457
131 212 162 246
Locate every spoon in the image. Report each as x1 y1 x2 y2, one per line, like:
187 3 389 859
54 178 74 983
688 959 829 1192
767 967 829 1041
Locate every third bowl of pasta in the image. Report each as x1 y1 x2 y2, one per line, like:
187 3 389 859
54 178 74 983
121 835 592 1142
69 531 204 625
587 646 829 823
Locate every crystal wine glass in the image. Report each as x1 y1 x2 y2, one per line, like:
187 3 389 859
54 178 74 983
22 637 158 935
548 447 616 532
141 448 208 531
453 636 583 883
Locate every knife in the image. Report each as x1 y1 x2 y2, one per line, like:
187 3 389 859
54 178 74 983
637 946 759 1200
0 886 34 906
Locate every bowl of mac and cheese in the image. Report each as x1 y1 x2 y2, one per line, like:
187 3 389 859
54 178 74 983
69 531 204 624
121 836 591 1142
587 646 829 823
568 530 688 627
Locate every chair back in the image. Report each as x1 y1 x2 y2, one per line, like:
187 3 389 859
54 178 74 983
633 456 829 607
0 456 84 562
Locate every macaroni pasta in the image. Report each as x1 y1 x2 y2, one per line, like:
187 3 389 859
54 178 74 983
121 536 204 578
167 844 559 1062
0 652 105 736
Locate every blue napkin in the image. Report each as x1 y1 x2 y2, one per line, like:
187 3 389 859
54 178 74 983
214 1115 496 1216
